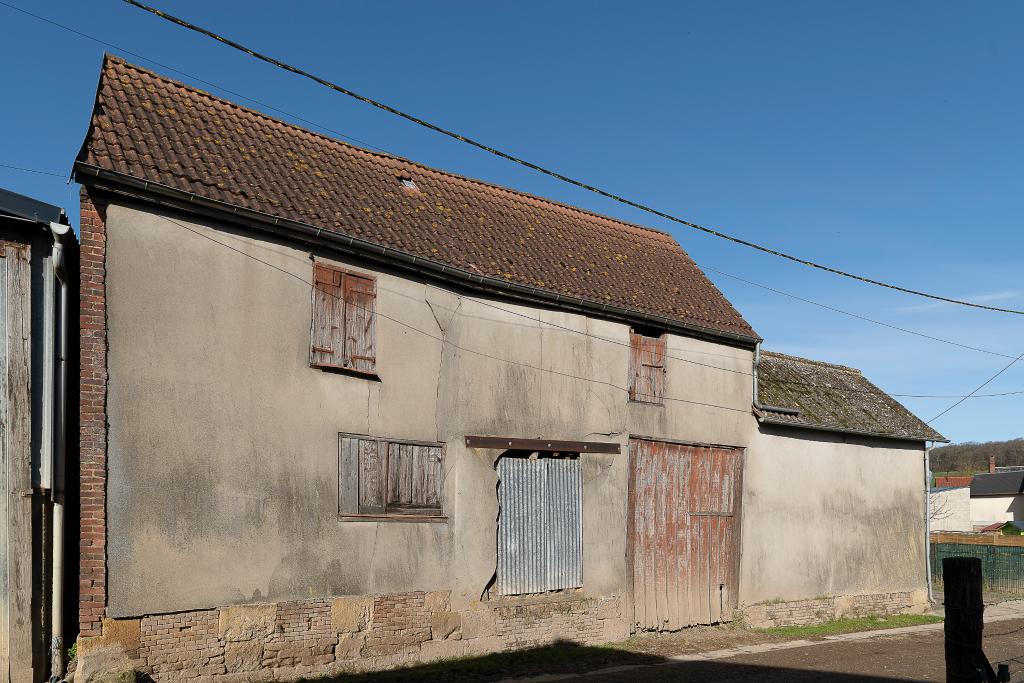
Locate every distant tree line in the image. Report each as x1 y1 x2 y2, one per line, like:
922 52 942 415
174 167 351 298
930 438 1024 473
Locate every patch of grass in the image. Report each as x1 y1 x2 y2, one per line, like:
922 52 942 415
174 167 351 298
756 613 943 639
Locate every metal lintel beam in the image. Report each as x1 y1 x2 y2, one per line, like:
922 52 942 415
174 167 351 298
464 436 620 454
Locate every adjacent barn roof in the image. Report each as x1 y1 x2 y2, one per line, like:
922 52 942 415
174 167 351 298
971 471 1024 497
75 56 758 343
0 187 65 225
755 351 945 442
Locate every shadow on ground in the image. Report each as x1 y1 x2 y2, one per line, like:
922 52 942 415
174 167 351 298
317 641 912 682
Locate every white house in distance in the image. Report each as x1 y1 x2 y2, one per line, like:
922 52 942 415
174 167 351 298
970 471 1024 526
929 486 972 532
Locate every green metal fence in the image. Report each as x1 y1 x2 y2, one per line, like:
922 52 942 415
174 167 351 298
931 543 1024 595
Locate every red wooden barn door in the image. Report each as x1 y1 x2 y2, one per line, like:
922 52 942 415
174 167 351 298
628 438 743 631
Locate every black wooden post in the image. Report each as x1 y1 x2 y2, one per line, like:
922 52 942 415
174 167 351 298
944 557 996 682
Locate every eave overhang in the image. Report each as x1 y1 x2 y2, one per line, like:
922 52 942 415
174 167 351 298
75 162 762 350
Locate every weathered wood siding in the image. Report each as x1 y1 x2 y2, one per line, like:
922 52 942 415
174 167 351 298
1 241 33 683
628 438 743 631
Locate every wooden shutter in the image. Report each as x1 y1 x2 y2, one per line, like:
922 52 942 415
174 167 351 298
629 331 666 403
311 264 344 368
357 439 387 514
343 273 376 373
340 434 443 518
646 333 666 402
387 444 442 514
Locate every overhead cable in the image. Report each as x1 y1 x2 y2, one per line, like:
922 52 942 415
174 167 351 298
121 0 1024 315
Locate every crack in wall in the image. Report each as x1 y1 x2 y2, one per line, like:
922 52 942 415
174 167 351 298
426 296 462 443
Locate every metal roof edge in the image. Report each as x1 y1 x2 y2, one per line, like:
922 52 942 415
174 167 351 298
757 414 947 444
74 163 762 349
0 186 66 225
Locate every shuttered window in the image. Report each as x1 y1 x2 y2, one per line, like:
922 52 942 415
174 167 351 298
339 433 444 519
628 330 666 404
311 263 377 374
496 456 583 595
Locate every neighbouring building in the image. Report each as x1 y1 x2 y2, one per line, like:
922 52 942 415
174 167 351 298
0 188 78 683
935 475 973 488
928 487 973 533
978 521 1024 536
744 351 945 626
970 470 1024 526
70 56 944 681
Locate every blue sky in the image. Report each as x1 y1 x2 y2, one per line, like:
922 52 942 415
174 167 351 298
1 1 1021 444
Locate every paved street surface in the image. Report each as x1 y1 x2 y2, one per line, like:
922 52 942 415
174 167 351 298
571 618 1024 683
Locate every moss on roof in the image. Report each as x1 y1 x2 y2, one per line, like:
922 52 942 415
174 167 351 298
757 351 945 442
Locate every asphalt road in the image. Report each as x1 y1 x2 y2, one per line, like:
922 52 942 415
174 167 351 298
575 618 1024 683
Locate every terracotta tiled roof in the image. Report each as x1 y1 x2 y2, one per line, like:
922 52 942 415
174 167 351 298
935 475 973 488
756 351 945 442
76 56 757 341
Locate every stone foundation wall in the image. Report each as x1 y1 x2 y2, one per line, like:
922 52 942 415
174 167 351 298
77 591 626 681
741 590 928 628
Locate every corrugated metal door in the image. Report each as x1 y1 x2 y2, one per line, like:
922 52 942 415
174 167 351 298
496 457 583 595
628 438 743 631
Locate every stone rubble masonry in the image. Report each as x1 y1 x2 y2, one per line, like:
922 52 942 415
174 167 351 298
77 591 625 681
741 590 928 629
79 187 109 638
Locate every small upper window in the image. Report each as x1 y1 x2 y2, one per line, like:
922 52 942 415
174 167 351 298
628 329 666 404
311 263 377 375
399 176 419 192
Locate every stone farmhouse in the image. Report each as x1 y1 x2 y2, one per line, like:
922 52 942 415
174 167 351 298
58 56 945 681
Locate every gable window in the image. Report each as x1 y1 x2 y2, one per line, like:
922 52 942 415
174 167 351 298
311 263 377 375
339 433 445 520
628 329 666 404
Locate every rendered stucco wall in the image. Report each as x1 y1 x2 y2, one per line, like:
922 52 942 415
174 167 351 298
102 203 754 620
929 487 972 532
971 495 1024 525
738 425 927 606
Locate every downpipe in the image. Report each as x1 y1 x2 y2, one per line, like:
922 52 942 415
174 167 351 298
924 441 933 604
48 221 71 681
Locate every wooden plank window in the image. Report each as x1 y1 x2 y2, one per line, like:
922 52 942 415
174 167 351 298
339 433 444 520
628 330 666 404
311 263 377 374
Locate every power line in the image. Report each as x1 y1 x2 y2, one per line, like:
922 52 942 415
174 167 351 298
0 162 70 180
7 2 1021 423
0 0 393 156
928 350 1024 424
703 266 1018 360
159 209 1023 405
6 159 1021 403
156 212 752 416
121 0 1024 316
7 2 1021 415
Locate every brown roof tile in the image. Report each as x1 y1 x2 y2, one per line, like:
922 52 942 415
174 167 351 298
756 351 945 442
76 56 757 341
